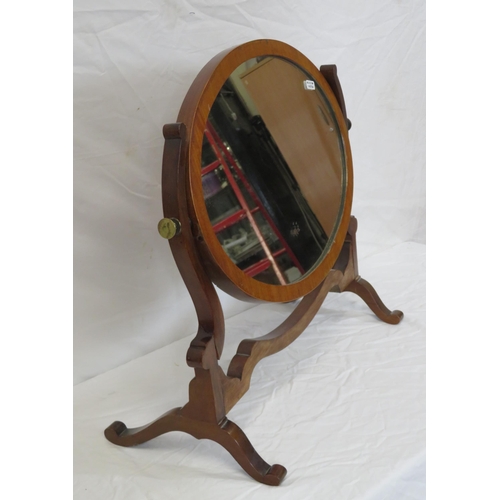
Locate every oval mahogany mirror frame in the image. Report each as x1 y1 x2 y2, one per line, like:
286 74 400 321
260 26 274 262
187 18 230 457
175 39 354 302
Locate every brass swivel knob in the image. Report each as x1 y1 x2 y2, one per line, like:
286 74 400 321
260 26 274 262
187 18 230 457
158 217 181 239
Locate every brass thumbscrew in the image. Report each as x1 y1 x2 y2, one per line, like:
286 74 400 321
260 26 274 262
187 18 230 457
158 218 181 239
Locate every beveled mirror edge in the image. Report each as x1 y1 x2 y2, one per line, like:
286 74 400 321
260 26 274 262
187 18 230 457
175 39 354 302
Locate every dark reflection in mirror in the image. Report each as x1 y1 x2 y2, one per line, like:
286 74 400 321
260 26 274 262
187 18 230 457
202 56 345 285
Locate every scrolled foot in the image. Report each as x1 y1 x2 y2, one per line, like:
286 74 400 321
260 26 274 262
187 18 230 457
263 464 288 486
215 418 287 485
104 420 128 442
104 407 183 447
345 276 403 325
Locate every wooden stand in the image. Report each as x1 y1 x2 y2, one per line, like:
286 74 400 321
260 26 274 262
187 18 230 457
104 211 402 485
104 61 403 485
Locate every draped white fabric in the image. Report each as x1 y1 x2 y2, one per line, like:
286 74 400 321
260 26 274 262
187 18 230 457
74 1 425 498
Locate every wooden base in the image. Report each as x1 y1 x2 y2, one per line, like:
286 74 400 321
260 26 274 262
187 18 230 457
104 216 402 485
105 409 286 486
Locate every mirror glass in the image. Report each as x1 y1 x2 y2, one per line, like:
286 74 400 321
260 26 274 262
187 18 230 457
201 56 346 285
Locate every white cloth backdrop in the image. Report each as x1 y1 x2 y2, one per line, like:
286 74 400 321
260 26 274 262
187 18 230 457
74 1 425 498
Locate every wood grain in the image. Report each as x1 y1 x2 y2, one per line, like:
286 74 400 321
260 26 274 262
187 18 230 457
320 64 351 130
162 123 225 360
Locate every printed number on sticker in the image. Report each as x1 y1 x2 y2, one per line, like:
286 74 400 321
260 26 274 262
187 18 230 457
303 80 315 90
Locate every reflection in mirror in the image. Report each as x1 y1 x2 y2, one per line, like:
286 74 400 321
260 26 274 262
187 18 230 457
202 56 346 285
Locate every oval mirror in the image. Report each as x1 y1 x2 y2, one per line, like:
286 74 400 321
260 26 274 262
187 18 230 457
177 40 353 302
203 56 346 285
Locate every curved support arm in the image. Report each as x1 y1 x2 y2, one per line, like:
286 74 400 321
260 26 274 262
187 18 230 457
162 123 225 363
320 64 351 130
345 277 404 324
223 270 342 412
